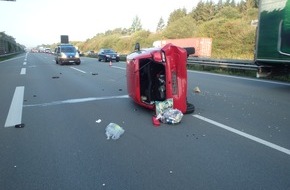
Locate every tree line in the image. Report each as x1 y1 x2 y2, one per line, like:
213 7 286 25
52 0 259 59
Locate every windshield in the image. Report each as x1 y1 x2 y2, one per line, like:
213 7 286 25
104 49 115 53
61 46 76 53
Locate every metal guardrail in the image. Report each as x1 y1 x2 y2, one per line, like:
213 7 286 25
187 57 258 71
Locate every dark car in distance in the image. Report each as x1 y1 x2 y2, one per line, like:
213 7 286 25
98 49 120 62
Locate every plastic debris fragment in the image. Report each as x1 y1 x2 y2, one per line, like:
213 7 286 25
193 86 201 93
105 123 125 140
152 116 160 127
15 124 25 128
96 119 102 123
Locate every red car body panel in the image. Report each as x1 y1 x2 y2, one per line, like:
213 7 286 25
126 43 188 113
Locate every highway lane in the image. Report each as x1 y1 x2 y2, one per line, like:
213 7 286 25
0 52 290 190
186 70 290 149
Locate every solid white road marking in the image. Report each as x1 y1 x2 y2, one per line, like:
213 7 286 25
112 66 125 70
20 68 26 75
193 114 290 156
70 67 86 73
188 70 290 86
24 95 129 107
5 86 24 127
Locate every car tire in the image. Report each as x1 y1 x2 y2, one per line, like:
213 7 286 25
185 102 195 114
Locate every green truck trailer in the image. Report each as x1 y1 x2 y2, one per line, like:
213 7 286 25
255 0 290 77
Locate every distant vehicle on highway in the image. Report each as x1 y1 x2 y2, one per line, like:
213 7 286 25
54 44 81 65
45 48 52 54
85 50 96 57
97 48 120 62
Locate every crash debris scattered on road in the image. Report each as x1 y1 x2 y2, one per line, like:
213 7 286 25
193 86 201 93
105 123 125 140
154 98 183 126
95 119 102 123
15 124 25 128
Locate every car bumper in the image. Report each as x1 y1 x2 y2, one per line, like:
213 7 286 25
106 56 119 61
59 58 80 63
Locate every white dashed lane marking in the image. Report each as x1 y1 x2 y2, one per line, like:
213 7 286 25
20 68 26 75
5 86 24 127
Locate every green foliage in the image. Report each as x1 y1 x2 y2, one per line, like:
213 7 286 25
163 16 197 39
190 1 217 22
215 6 242 19
167 8 187 25
156 17 165 32
130 16 142 34
130 30 152 48
70 0 259 59
197 17 256 59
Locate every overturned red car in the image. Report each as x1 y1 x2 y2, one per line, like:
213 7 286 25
126 43 195 114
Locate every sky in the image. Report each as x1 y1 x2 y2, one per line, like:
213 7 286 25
1 0 232 48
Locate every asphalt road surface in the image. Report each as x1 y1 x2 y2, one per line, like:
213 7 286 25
1 53 290 190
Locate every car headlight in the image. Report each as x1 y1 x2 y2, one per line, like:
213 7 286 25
61 52 67 58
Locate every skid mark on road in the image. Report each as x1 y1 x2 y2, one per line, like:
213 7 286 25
193 114 290 156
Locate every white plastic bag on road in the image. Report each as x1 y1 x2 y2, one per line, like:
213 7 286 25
105 123 125 140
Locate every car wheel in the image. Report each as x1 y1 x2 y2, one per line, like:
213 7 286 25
185 102 195 114
76 62 80 65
